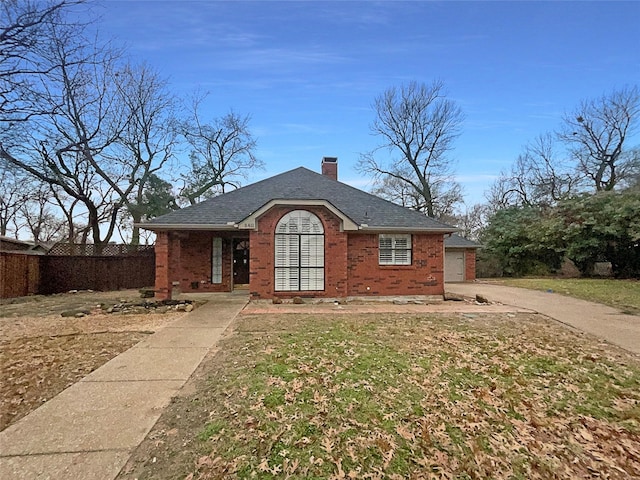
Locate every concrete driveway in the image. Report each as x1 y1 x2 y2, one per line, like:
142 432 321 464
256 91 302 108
446 282 640 355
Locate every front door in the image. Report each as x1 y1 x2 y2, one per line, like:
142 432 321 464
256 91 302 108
233 239 250 285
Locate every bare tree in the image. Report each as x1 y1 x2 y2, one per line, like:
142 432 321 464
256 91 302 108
371 174 424 209
19 184 67 243
49 187 87 243
559 85 639 192
0 160 69 241
0 11 130 246
100 62 179 244
446 203 489 241
0 0 82 123
179 95 261 205
489 134 582 208
358 80 464 218
0 162 28 236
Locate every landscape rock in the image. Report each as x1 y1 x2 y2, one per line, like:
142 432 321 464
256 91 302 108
292 296 304 304
139 288 155 298
444 292 464 302
61 309 90 317
475 294 490 304
103 299 196 315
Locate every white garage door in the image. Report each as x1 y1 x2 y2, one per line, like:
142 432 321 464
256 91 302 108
445 250 465 282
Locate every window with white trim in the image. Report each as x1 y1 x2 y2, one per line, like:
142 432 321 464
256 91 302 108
379 234 412 265
275 210 324 291
211 237 222 283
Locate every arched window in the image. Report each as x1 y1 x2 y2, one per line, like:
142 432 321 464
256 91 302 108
275 210 324 291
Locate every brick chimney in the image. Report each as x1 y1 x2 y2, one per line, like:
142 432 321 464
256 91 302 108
321 156 338 181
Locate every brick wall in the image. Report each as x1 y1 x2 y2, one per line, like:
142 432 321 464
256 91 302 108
249 204 445 299
347 233 444 296
250 205 348 299
177 231 241 293
155 210 447 300
464 249 476 281
154 231 171 299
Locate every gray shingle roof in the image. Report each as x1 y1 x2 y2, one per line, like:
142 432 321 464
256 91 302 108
142 167 456 232
444 234 482 248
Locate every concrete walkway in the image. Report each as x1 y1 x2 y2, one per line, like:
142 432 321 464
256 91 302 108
446 282 640 355
0 292 248 480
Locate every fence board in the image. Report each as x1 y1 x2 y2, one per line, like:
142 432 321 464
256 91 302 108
0 251 155 298
0 252 41 298
39 255 155 294
47 243 154 256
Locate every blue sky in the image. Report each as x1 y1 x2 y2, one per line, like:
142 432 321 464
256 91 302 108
89 0 639 206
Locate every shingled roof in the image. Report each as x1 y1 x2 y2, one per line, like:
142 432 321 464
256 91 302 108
141 167 456 232
444 234 482 248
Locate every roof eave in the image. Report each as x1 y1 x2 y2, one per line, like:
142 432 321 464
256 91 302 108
358 225 459 233
135 223 238 231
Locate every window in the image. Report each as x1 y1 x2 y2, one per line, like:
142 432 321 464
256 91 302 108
379 234 412 265
211 237 222 283
275 210 324 291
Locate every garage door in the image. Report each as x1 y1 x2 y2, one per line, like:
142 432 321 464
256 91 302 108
445 250 465 282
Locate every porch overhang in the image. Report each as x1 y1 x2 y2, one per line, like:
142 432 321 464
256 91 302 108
135 222 239 231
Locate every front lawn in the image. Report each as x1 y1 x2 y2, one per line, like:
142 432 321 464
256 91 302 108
494 278 640 314
119 312 640 480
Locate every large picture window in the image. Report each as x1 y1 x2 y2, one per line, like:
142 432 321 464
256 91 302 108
379 234 412 265
275 210 324 291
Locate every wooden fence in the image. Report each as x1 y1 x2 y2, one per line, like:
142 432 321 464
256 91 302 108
0 251 155 299
47 243 155 256
0 252 40 298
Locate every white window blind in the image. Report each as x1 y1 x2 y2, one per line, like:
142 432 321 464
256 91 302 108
211 237 222 283
275 210 324 291
379 234 412 265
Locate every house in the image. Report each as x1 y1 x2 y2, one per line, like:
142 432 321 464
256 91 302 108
444 234 481 282
0 236 48 254
141 158 460 300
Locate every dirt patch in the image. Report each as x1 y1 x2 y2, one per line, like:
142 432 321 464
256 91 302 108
0 290 190 431
242 298 533 316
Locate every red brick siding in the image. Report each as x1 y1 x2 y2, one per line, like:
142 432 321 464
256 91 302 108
464 249 476 281
154 231 172 300
347 233 444 296
249 206 348 299
177 231 242 293
155 211 447 299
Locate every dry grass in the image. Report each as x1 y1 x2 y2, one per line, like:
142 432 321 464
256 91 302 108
119 312 640 480
0 290 185 431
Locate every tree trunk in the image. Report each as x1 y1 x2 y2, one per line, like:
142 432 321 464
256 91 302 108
130 211 142 245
